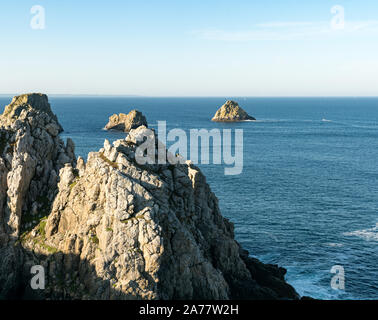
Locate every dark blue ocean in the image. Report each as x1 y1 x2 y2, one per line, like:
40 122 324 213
1 96 377 300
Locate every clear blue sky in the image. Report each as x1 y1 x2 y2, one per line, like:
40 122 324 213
0 0 377 96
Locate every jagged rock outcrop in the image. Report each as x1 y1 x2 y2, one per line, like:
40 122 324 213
105 110 148 132
212 100 256 122
1 93 63 134
0 94 298 300
0 93 76 298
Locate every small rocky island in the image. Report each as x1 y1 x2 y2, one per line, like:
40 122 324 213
212 100 256 122
105 110 147 132
0 93 299 300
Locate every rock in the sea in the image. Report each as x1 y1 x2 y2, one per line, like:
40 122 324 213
212 100 256 122
105 110 147 132
0 94 299 300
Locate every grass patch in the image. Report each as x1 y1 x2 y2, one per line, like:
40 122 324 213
120 214 151 224
37 217 47 237
21 195 52 233
99 152 118 169
19 223 58 255
89 235 99 245
20 212 47 233
38 240 58 254
69 180 78 190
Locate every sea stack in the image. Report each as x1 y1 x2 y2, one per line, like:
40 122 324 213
212 100 256 122
105 110 147 132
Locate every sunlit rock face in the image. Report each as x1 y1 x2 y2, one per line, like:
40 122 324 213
0 93 75 298
212 100 256 122
105 110 148 132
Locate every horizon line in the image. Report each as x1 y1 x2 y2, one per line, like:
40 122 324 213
0 94 378 99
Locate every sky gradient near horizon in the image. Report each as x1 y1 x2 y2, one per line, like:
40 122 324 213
0 0 378 96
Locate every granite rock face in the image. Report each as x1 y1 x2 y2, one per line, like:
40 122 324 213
1 93 63 133
212 100 256 122
0 94 75 298
0 94 298 300
105 110 148 132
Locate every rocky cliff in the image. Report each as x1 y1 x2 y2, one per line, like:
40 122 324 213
0 93 76 298
0 94 298 300
105 110 148 132
212 100 256 122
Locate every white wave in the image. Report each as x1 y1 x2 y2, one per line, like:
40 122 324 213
325 242 343 247
343 223 378 242
285 267 346 300
253 119 283 123
322 118 332 122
